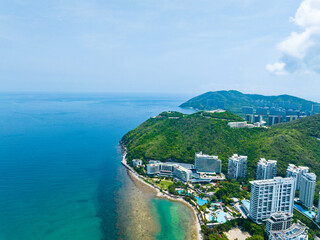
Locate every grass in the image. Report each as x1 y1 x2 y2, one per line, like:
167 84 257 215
155 179 173 190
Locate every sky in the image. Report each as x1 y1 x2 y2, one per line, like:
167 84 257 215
0 0 319 101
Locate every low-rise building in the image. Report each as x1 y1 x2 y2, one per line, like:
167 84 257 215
173 165 192 182
268 224 308 240
266 212 293 235
146 162 192 182
147 163 160 175
228 121 248 128
132 159 142 167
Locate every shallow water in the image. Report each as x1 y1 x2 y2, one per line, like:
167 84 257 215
0 93 196 240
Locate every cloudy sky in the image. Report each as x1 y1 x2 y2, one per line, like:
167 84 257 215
0 0 319 100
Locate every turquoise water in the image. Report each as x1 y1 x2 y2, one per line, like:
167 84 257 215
215 210 232 223
194 196 208 206
294 204 316 219
0 93 194 240
177 190 208 206
152 199 195 240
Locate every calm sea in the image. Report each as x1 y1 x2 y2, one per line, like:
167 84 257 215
0 93 195 240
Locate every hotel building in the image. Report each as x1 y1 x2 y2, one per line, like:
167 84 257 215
299 172 316 211
249 177 295 224
256 158 277 180
228 154 247 179
195 152 221 174
286 164 309 190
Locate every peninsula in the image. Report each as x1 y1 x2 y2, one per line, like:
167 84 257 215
121 110 320 240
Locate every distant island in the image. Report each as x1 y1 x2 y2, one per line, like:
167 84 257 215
121 109 320 239
180 90 320 123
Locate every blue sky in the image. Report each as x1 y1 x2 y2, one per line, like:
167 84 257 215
0 0 319 101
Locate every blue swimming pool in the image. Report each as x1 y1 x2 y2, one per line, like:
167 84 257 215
194 196 208 206
294 204 316 219
215 210 232 223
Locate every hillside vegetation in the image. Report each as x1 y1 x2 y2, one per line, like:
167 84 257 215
122 112 320 184
180 90 318 114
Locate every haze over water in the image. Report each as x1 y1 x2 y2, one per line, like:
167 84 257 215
0 93 195 240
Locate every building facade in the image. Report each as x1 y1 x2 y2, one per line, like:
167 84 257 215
286 164 309 190
249 177 295 224
256 158 277 180
266 212 293 235
146 162 192 182
173 165 192 182
195 152 221 174
299 172 316 211
268 224 308 240
132 159 142 167
228 154 247 179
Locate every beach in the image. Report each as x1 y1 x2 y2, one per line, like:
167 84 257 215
121 149 203 240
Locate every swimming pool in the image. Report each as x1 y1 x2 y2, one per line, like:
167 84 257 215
194 196 208 206
294 204 316 219
215 210 232 223
176 190 208 206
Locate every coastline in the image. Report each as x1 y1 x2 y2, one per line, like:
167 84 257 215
120 144 203 240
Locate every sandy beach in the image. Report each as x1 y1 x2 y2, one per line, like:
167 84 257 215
121 148 203 240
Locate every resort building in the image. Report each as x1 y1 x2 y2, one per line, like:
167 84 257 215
286 164 309 190
268 224 308 240
249 177 295 224
132 159 142 167
173 165 192 182
256 158 277 180
146 162 192 182
227 121 247 128
195 152 221 174
266 212 293 235
299 172 316 211
227 154 247 179
147 163 160 175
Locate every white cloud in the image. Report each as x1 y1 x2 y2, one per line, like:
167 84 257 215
267 0 320 74
266 62 287 75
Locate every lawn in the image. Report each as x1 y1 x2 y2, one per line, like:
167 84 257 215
158 179 173 190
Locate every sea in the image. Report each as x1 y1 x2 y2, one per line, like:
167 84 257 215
0 93 196 240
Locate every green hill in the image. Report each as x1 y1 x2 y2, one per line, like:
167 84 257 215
180 90 318 114
121 111 320 193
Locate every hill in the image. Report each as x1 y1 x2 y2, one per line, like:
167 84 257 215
121 111 320 192
179 90 318 115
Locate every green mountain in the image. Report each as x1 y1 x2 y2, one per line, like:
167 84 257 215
122 111 320 191
180 90 318 114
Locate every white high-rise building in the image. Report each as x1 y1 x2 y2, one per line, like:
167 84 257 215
256 158 277 180
195 152 221 174
249 177 295 224
227 154 247 179
286 164 309 190
299 172 316 211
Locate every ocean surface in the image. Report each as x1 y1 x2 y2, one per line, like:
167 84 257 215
0 93 196 240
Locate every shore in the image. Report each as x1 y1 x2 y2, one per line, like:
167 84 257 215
121 145 203 240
